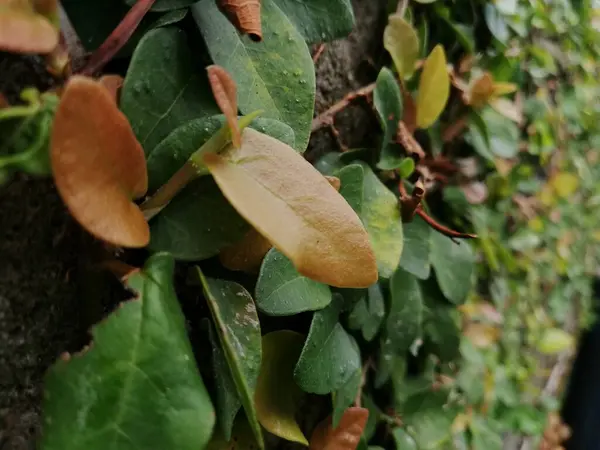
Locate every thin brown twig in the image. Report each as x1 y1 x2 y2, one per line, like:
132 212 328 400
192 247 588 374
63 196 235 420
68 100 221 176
312 43 326 64
79 0 156 76
415 206 477 241
311 82 376 132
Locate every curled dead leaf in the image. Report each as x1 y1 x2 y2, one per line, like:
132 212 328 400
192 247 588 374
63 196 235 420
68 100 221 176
0 2 58 54
217 0 262 42
203 128 378 288
309 407 369 450
207 65 241 148
51 76 149 248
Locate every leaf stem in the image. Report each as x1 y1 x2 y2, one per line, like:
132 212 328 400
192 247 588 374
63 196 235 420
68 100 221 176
311 82 376 132
79 0 156 76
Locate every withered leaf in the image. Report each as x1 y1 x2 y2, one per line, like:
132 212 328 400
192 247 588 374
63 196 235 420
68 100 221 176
98 74 124 103
207 65 241 148
217 0 262 42
51 76 149 248
309 407 369 450
203 128 377 288
0 1 58 54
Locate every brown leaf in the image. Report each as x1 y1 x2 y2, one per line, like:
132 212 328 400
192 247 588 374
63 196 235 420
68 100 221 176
0 93 8 109
468 73 494 108
399 85 418 133
51 76 149 248
324 175 341 191
0 3 58 54
99 74 124 103
217 0 262 42
203 128 378 288
397 121 425 159
219 227 273 273
309 407 369 450
207 65 241 148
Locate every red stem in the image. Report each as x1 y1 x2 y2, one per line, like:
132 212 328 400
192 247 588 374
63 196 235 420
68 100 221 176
79 0 156 76
415 207 477 241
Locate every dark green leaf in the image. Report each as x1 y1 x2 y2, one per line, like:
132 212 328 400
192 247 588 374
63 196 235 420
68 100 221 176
255 248 332 315
121 27 219 154
362 394 381 441
332 368 361 427
197 271 263 448
430 232 475 304
348 284 385 341
207 416 260 449
193 0 315 151
399 216 431 280
40 254 215 450
421 282 460 362
147 116 295 260
274 0 355 43
374 68 404 170
294 299 361 394
384 268 423 354
337 164 404 278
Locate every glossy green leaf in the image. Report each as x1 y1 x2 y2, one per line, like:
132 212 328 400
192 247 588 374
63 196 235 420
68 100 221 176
337 164 404 279
125 0 196 11
147 116 295 260
348 284 386 341
294 298 361 394
197 271 263 448
193 0 315 151
40 254 215 450
430 231 475 304
255 248 332 315
332 368 361 427
374 68 404 170
385 268 423 354
383 15 420 79
416 45 450 129
121 27 219 154
274 0 355 43
399 216 431 280
255 331 308 445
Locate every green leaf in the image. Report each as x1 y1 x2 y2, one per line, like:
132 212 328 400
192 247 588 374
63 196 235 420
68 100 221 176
197 271 263 448
399 216 432 280
40 254 215 450
147 116 295 261
385 268 423 354
383 15 420 79
484 4 510 44
393 429 417 450
274 0 355 43
402 391 456 449
125 0 197 11
421 283 460 362
465 111 494 161
479 107 520 158
397 158 415 178
348 284 386 341
332 368 362 427
416 45 450 129
337 164 404 279
193 0 315 151
374 68 404 170
430 232 475 304
207 416 260 450
255 331 308 445
121 27 219 154
255 248 332 315
294 298 361 394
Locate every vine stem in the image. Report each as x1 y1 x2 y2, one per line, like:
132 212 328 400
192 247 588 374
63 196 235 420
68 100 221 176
311 82 376 132
79 0 156 76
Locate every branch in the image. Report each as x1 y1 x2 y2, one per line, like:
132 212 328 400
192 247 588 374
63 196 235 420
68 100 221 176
311 82 376 132
415 207 477 241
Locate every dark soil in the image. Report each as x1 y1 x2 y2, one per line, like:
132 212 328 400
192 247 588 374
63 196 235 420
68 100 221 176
0 0 388 447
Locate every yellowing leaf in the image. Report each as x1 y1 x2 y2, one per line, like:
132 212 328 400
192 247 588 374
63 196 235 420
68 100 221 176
51 76 149 247
309 407 369 450
416 45 450 129
550 172 579 198
469 73 495 108
536 328 574 354
463 323 500 348
592 230 600 242
492 82 517 96
383 15 419 79
255 331 308 446
203 128 378 288
0 1 58 54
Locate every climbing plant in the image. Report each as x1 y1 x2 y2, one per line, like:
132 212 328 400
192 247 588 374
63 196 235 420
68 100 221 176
0 0 598 449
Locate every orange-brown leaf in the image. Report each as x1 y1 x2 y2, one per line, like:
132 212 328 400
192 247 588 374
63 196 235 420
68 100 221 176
310 407 369 450
51 76 149 248
468 73 494 108
219 227 273 273
217 0 262 42
99 74 124 103
207 65 241 148
0 7 58 54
